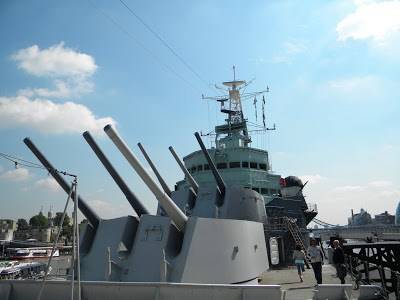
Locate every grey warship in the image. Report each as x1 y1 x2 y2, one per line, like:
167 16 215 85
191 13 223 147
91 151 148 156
0 75 316 300
172 75 318 266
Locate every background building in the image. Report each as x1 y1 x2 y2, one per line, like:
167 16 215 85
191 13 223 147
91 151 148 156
0 219 16 241
374 211 395 225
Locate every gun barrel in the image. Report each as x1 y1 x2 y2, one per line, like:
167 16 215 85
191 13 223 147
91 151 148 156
104 125 187 231
23 138 100 229
168 146 199 194
137 143 172 197
83 131 149 217
194 132 226 197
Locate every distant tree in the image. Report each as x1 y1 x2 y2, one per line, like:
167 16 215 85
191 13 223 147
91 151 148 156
29 212 48 227
17 218 28 230
63 224 73 242
53 212 71 227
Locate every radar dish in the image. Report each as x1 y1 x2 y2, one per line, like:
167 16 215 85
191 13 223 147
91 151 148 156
222 80 246 88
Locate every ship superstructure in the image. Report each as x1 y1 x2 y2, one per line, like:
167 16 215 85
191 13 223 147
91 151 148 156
175 71 318 266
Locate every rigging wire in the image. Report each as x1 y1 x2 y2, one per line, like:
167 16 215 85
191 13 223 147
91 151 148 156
118 0 214 93
86 0 203 94
0 152 43 168
0 153 46 170
0 151 76 178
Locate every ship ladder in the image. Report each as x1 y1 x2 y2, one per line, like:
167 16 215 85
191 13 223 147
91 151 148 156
284 217 312 266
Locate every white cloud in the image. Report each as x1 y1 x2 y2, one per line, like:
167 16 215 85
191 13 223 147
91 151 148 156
12 42 97 78
18 79 94 99
284 41 307 55
11 43 98 99
0 168 30 182
0 95 116 136
323 75 385 101
0 43 115 136
87 199 135 219
271 39 307 64
378 190 400 198
333 185 365 192
369 180 393 187
34 177 62 192
337 0 400 42
300 174 326 184
328 76 377 93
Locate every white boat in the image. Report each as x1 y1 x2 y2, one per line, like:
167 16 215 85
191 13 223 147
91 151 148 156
7 247 59 260
0 261 19 273
0 261 46 280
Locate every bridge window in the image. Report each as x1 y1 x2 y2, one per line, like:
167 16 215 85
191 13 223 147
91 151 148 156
259 163 267 170
217 162 227 169
260 188 268 194
242 161 249 168
197 165 203 171
252 187 260 193
250 162 258 169
204 164 210 170
229 161 241 168
191 166 196 173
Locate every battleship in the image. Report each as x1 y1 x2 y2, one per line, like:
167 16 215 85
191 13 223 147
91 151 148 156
169 74 318 266
0 75 322 300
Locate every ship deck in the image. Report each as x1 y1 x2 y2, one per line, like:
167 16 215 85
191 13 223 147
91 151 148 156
261 264 357 299
261 263 397 299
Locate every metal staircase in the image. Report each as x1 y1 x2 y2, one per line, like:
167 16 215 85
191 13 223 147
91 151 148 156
283 217 311 266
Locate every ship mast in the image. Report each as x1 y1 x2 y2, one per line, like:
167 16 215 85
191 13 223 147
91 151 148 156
202 66 272 148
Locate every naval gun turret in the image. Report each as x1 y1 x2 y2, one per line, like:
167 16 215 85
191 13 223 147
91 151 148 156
1 96 295 300
23 124 269 284
99 124 268 283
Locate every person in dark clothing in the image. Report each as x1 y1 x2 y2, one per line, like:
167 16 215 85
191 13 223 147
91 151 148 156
332 240 346 284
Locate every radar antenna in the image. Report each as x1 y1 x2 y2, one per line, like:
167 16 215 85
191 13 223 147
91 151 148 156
202 67 275 147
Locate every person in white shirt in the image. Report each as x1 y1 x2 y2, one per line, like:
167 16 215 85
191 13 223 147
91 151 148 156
307 238 324 284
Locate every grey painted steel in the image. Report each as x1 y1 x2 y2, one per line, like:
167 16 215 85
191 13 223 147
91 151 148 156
313 284 353 300
187 186 267 223
83 131 149 216
194 132 226 198
169 146 199 194
0 281 284 300
170 217 267 283
23 138 100 228
78 214 267 284
138 142 172 197
80 216 139 281
104 125 188 232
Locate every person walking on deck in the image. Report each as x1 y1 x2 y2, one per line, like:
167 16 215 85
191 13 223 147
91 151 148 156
292 244 306 282
307 238 325 285
332 240 346 284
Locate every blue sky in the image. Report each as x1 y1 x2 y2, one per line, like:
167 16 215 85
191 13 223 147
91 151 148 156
0 0 399 225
